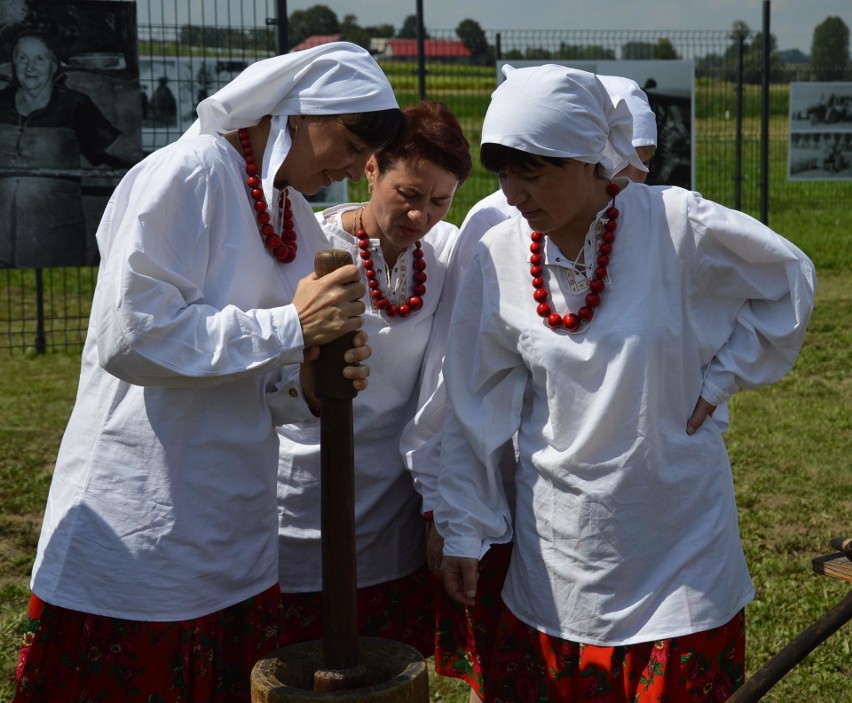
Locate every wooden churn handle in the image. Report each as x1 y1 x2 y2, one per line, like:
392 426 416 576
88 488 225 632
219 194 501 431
311 249 367 691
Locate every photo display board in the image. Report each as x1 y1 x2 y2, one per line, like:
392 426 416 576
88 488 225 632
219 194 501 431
788 82 852 181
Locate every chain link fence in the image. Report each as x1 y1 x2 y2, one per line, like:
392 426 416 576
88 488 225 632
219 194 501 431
1 9 848 353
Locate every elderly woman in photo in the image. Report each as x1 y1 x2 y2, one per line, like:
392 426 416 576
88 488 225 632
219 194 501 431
275 100 472 657
0 33 144 267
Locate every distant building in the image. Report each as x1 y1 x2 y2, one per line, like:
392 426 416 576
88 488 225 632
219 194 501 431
290 34 343 52
778 48 810 64
373 38 472 64
290 35 472 64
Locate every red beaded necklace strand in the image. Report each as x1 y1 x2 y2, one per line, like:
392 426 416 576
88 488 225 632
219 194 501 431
237 128 298 263
530 181 620 333
354 207 426 318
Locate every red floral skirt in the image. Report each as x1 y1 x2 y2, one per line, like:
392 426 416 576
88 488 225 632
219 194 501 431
13 585 281 703
433 542 513 698
278 564 435 657
486 606 745 703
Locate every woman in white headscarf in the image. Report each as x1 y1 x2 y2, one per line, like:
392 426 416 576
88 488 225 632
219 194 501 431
13 42 404 703
435 64 815 702
275 100 471 658
411 70 660 701
456 70 658 260
596 74 657 180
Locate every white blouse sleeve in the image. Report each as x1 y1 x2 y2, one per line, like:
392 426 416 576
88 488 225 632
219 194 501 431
687 192 816 405
436 249 524 560
93 149 305 388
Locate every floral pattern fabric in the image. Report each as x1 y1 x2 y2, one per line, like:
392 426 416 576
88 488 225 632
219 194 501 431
486 607 745 703
433 542 513 698
14 586 281 703
278 564 435 657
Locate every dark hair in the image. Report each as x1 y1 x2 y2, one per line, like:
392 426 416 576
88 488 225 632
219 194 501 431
480 142 567 174
337 108 407 152
373 101 472 183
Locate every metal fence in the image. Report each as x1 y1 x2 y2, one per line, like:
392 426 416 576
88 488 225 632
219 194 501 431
1 10 848 353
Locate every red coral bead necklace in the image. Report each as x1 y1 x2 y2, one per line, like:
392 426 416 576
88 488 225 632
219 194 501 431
237 128 298 263
530 182 620 333
353 206 426 318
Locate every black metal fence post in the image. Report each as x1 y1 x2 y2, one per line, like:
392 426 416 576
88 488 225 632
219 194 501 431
760 0 771 224
265 0 287 54
277 0 288 54
734 33 745 211
34 270 46 355
416 0 426 100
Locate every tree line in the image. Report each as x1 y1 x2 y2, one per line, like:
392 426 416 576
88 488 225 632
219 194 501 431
178 6 850 82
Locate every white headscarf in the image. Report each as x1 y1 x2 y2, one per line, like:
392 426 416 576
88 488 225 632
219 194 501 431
183 42 398 204
598 74 657 147
482 64 646 178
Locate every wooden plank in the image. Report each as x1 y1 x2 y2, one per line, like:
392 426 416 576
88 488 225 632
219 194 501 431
812 552 852 583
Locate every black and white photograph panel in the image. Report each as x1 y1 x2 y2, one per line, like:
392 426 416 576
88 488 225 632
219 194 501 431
0 0 142 268
139 56 250 152
789 81 852 132
789 82 852 181
789 131 852 181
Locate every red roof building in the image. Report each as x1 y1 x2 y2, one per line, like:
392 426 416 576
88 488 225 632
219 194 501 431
290 35 472 64
290 34 343 52
376 38 472 63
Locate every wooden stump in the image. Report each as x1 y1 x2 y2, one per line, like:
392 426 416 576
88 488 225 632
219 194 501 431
251 637 429 702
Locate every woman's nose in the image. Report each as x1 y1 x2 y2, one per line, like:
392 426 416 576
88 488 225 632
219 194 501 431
408 208 427 225
502 182 525 208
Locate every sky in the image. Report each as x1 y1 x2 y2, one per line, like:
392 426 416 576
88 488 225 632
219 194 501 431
147 0 852 54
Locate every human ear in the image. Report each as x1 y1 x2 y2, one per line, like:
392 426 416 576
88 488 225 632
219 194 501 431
365 154 379 188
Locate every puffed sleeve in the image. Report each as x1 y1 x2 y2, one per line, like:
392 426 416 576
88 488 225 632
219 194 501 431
436 247 524 560
93 146 305 388
687 192 816 405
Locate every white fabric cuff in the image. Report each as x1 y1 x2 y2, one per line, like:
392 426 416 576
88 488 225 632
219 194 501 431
267 367 318 426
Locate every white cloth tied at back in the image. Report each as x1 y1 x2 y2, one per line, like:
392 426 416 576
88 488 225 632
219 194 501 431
483 64 646 178
182 41 398 205
597 74 657 148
